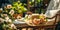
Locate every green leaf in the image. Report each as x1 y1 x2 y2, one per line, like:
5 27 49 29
12 0 27 14
37 0 41 2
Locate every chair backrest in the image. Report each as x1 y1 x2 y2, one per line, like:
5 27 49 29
54 10 60 24
46 10 60 25
48 10 60 25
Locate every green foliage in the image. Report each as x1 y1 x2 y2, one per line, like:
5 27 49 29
12 1 27 14
29 0 44 13
29 0 42 6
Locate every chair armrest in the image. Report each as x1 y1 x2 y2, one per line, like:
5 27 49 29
46 15 57 19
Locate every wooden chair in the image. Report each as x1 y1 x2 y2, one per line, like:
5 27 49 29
14 11 60 30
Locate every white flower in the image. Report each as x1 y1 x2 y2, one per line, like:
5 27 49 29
0 8 3 11
1 14 8 17
0 18 4 23
10 24 17 29
9 10 14 15
17 15 22 19
6 4 12 9
8 19 12 23
5 16 9 20
5 17 12 24
4 14 8 16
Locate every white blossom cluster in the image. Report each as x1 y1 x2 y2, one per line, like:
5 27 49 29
0 4 17 30
0 16 17 30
